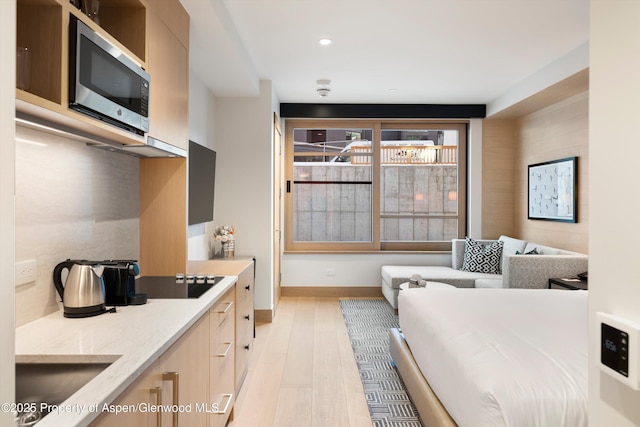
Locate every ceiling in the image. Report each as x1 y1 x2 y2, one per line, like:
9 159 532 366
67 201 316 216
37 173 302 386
180 0 589 106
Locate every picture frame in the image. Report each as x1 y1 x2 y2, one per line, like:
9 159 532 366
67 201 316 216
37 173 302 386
528 157 578 223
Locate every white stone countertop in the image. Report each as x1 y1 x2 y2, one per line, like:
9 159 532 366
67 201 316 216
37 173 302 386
14 274 238 427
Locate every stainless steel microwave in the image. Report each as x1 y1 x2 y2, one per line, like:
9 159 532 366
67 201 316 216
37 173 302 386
69 16 150 136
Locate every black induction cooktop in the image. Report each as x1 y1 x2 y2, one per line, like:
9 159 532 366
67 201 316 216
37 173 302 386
136 276 224 299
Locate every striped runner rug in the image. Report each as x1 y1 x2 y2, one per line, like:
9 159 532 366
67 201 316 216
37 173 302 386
340 299 424 427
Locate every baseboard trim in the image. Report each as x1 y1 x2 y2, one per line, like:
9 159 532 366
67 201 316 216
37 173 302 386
281 286 382 298
255 309 273 324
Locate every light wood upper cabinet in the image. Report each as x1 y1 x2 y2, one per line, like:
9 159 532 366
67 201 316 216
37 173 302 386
15 0 190 151
147 7 189 150
138 0 190 277
151 0 189 48
16 0 146 105
16 0 63 105
15 0 149 146
139 157 187 276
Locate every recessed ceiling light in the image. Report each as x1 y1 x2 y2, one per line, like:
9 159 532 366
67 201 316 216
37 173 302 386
319 38 332 46
388 88 398 92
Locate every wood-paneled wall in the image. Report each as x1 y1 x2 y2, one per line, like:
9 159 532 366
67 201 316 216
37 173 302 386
515 91 589 253
482 119 517 239
482 91 589 254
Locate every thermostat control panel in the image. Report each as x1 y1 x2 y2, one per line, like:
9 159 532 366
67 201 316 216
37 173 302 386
597 312 640 390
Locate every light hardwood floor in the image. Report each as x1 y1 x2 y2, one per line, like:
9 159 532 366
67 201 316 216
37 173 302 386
228 297 373 427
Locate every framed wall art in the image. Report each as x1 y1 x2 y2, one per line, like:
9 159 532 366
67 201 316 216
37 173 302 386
528 156 578 223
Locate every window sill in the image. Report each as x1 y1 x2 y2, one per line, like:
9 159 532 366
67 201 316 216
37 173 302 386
283 250 451 255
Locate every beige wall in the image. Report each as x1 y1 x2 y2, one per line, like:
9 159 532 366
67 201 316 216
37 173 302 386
483 91 589 254
589 2 640 425
1 0 16 421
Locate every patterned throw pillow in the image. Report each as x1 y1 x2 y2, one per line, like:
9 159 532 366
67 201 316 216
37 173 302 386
461 237 504 274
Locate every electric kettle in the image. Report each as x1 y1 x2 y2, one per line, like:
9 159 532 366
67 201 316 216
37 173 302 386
53 259 107 318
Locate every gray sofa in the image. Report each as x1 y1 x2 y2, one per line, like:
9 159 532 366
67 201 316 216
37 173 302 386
381 235 588 308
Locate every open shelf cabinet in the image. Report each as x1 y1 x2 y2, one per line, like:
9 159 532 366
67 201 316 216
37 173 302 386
15 0 148 145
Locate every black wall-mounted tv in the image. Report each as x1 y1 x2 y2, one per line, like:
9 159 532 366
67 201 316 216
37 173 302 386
188 140 216 225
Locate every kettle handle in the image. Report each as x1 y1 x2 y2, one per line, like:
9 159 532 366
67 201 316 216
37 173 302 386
53 260 75 301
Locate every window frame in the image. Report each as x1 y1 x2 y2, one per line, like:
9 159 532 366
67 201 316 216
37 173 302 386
284 119 467 253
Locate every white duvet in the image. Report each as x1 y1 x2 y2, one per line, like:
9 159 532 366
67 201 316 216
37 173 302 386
398 288 588 427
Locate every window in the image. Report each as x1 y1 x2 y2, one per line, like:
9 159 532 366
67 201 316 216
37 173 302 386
285 120 467 252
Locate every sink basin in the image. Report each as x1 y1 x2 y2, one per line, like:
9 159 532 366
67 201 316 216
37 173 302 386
15 359 114 424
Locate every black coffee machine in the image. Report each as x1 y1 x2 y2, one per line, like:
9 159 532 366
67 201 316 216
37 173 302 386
102 260 147 306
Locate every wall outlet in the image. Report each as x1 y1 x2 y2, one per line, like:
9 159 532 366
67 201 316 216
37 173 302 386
16 259 37 286
326 268 336 277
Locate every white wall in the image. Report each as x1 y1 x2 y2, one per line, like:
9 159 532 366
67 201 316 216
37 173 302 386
282 253 451 287
187 71 218 260
487 42 589 117
1 0 16 423
214 80 274 311
589 2 640 425
188 70 217 150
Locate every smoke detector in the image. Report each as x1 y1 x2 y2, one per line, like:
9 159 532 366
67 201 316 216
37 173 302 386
317 87 331 97
316 79 331 97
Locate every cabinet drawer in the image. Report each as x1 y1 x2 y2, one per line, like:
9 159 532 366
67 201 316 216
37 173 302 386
213 300 234 330
210 352 235 409
211 289 235 356
235 303 252 329
209 357 236 427
235 335 251 390
236 274 252 306
210 289 235 427
211 288 235 328
211 320 234 358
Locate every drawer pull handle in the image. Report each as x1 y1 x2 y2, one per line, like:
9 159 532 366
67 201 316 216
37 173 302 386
244 314 251 321
245 285 250 291
150 386 162 427
244 344 250 351
216 301 233 314
212 393 233 415
214 342 233 357
162 372 179 426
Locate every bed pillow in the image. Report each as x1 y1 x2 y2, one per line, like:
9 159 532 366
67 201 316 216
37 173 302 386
461 237 504 274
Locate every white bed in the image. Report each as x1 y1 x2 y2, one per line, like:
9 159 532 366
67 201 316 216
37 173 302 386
396 287 588 427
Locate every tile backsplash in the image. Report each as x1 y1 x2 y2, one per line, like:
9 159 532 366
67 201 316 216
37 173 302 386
15 125 140 326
